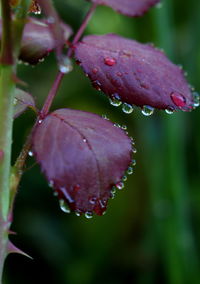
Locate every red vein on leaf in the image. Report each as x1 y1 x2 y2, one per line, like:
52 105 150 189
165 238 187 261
51 112 102 194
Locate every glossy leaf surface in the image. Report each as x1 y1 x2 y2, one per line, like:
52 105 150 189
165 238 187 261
75 34 194 111
88 0 160 17
20 18 72 64
32 109 132 215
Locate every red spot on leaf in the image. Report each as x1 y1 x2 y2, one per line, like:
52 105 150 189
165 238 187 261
75 34 195 111
32 109 132 215
170 92 186 108
92 68 99 74
104 57 116 66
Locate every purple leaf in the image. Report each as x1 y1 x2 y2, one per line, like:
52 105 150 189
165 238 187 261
87 0 160 17
14 88 36 118
74 34 195 112
32 109 132 216
36 0 69 69
19 18 72 64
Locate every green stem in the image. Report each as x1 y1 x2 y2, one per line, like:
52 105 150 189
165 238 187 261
0 1 15 281
0 1 31 282
0 65 15 284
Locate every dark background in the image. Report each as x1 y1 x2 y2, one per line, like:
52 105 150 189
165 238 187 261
3 0 200 283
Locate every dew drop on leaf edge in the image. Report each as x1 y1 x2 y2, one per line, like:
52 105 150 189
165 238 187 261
192 92 200 107
109 93 122 107
59 199 71 213
116 181 124 190
141 105 154 116
122 103 134 114
85 211 93 219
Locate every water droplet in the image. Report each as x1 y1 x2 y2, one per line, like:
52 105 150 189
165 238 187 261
89 196 97 205
99 199 107 208
59 199 71 213
130 137 135 144
47 16 55 24
48 180 54 188
122 103 134 114
34 9 41 15
13 98 18 105
111 191 115 199
121 125 127 130
85 211 93 219
38 119 43 124
141 105 154 116
192 92 200 107
75 211 81 217
102 114 109 120
165 108 174 114
109 94 122 107
92 80 101 91
59 57 73 74
122 175 127 182
38 58 45 63
83 138 87 143
132 145 137 153
127 166 133 175
114 123 121 128
28 151 33 157
104 57 116 66
131 159 136 166
116 181 124 190
92 68 99 74
170 92 186 107
111 186 116 194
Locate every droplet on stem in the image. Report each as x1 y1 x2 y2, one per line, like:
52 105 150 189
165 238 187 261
28 151 34 157
59 57 73 74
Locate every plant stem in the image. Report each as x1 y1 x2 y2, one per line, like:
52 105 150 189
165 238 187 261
0 65 15 284
12 2 97 197
67 3 97 57
39 2 98 118
0 1 31 282
40 71 64 118
0 1 15 280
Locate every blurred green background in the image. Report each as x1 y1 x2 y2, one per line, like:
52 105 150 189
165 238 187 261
3 0 200 283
